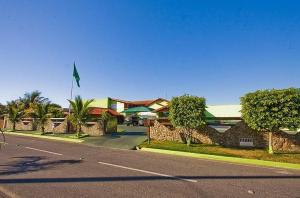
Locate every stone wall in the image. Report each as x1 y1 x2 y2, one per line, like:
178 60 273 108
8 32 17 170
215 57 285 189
150 120 300 152
150 120 223 144
43 119 68 134
222 121 267 148
4 118 35 131
3 117 105 136
272 131 300 152
81 122 104 136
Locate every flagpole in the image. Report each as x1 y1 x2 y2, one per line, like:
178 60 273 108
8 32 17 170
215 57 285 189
69 64 75 115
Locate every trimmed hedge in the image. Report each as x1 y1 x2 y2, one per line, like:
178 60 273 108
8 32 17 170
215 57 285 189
241 88 300 131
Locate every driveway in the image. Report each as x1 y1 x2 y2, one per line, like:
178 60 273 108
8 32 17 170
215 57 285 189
82 125 148 149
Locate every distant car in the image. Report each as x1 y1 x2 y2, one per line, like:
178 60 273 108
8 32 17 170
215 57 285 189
124 116 139 126
138 118 144 126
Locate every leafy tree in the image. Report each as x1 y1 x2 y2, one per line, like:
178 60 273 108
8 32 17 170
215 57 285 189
7 101 24 131
98 112 113 134
34 103 52 134
68 96 94 138
169 94 206 146
241 88 300 154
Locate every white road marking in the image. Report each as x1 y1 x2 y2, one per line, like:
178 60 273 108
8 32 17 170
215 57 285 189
24 147 63 156
98 161 197 183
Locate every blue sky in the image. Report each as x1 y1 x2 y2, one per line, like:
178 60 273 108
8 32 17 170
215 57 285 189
0 0 300 107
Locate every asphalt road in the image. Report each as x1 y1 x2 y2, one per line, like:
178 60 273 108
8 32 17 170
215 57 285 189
0 134 300 198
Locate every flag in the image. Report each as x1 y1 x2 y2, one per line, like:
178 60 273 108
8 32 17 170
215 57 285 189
73 63 80 87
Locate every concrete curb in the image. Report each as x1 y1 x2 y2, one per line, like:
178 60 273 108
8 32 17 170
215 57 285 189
4 132 84 143
140 148 300 170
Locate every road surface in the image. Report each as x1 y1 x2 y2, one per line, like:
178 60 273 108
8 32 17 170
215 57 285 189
0 134 299 198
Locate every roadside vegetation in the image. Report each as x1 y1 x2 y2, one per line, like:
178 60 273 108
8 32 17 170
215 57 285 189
2 91 113 139
67 95 94 138
140 140 300 164
241 88 300 154
169 94 206 146
4 91 63 133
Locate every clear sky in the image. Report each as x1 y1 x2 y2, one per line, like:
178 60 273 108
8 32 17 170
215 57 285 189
0 0 300 107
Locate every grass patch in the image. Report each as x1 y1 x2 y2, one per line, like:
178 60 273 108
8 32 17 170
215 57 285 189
139 140 300 164
6 131 89 139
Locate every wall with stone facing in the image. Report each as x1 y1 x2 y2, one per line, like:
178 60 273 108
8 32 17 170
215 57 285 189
272 131 300 152
4 118 35 131
150 120 300 152
150 120 223 144
43 119 68 134
3 117 105 136
222 121 267 148
81 122 104 136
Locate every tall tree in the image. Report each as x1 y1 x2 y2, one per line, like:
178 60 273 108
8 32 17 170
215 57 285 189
68 96 94 138
241 88 300 154
48 103 64 118
19 90 49 116
169 94 206 146
7 101 24 131
34 103 52 134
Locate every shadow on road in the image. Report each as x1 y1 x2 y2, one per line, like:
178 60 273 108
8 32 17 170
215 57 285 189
0 175 299 184
0 156 81 176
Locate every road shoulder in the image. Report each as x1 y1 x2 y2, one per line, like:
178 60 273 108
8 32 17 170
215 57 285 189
140 148 300 171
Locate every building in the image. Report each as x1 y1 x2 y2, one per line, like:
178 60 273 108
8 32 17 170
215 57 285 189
86 97 169 122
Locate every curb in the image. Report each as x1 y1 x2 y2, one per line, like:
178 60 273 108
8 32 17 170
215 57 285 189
4 132 84 143
140 148 300 170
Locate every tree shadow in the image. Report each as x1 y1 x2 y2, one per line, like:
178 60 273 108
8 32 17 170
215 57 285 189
0 175 299 184
0 156 81 176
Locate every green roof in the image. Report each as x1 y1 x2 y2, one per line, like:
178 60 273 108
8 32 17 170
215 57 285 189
205 105 241 118
122 106 153 113
87 98 109 108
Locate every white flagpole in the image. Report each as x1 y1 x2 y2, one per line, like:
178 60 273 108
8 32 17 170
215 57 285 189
67 64 74 133
69 64 75 115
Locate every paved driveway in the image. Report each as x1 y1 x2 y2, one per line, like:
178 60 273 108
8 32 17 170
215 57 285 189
82 125 148 149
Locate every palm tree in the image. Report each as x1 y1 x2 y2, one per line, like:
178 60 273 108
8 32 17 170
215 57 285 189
48 103 64 118
34 103 52 134
7 101 24 131
19 91 49 116
99 111 113 134
68 96 94 138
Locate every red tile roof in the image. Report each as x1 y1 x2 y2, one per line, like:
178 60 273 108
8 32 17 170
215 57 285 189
110 97 158 106
146 98 169 106
129 100 156 106
153 106 169 113
89 108 121 116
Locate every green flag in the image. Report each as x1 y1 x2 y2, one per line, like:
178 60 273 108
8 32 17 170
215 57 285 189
73 63 80 87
